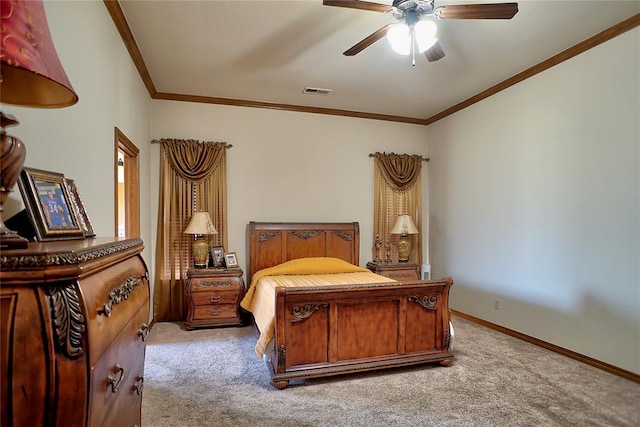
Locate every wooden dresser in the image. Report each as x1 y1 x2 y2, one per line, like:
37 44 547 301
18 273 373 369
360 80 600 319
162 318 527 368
0 238 150 427
184 267 245 330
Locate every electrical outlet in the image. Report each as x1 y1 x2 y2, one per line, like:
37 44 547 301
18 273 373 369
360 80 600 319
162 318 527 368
494 299 500 310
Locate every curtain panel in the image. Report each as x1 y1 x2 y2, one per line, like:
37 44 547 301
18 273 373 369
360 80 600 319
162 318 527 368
372 152 423 265
153 139 230 322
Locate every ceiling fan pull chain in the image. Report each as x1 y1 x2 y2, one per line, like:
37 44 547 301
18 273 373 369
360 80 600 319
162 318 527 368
411 28 416 67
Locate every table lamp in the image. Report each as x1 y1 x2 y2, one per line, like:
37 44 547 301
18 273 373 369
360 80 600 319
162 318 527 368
1 0 79 249
390 214 419 263
184 211 217 268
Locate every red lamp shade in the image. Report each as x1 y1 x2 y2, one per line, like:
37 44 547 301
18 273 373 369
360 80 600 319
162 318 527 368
1 0 78 107
0 0 78 249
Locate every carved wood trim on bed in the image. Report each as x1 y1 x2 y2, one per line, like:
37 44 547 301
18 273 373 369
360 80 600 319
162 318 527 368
247 221 360 280
246 221 453 389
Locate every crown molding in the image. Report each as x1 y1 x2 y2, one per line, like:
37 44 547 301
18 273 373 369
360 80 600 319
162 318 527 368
424 13 640 125
103 2 639 126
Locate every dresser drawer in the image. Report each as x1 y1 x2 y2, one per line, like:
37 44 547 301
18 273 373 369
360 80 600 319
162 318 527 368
191 304 238 321
81 256 149 366
191 289 239 306
88 305 147 427
95 355 144 427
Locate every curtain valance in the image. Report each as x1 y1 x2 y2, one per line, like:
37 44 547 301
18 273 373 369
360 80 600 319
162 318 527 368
370 152 424 192
153 139 231 182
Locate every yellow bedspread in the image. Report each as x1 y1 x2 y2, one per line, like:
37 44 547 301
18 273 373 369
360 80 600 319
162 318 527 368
240 257 392 357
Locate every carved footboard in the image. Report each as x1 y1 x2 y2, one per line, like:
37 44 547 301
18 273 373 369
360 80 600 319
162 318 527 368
266 278 453 389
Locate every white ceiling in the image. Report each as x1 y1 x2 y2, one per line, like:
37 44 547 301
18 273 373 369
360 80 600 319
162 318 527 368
118 0 640 122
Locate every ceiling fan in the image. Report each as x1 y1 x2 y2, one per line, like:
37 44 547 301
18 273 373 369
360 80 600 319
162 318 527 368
323 0 518 64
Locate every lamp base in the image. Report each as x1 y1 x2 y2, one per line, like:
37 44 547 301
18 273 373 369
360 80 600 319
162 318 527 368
1 112 29 249
0 229 29 249
192 239 210 268
396 234 411 263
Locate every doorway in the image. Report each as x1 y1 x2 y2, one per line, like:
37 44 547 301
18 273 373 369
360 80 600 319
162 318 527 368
114 128 140 238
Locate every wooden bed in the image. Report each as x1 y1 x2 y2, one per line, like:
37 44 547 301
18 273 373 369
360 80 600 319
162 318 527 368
245 221 454 389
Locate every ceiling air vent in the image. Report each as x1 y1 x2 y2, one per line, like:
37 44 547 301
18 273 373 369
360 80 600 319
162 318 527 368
303 87 332 95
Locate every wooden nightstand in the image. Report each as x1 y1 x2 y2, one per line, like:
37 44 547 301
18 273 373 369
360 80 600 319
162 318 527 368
366 261 420 282
185 268 246 330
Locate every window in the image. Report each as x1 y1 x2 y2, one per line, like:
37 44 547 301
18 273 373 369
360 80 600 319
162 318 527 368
153 138 230 321
371 152 425 264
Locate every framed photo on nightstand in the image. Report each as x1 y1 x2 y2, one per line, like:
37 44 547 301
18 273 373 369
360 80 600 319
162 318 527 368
210 246 225 268
224 252 239 268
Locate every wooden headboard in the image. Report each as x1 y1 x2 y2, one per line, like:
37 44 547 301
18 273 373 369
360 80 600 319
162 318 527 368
247 221 360 280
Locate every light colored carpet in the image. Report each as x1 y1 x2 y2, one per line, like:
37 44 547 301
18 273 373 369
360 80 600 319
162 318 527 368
142 316 639 426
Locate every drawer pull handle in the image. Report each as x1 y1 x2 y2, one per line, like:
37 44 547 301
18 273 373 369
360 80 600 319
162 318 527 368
138 323 149 341
210 309 221 317
209 296 221 303
97 275 144 317
107 364 125 393
134 375 144 395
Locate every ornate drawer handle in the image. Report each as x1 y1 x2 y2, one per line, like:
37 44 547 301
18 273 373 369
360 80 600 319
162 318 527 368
210 309 221 317
199 280 232 287
138 323 149 341
133 375 144 395
98 275 145 317
209 295 221 303
107 364 125 393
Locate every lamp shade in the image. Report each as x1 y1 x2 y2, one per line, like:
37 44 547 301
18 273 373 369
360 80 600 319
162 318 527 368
390 214 419 236
184 212 218 235
0 0 78 108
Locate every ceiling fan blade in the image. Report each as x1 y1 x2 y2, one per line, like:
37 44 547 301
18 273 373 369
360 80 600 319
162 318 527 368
424 41 445 62
323 0 392 13
434 3 518 19
343 24 393 56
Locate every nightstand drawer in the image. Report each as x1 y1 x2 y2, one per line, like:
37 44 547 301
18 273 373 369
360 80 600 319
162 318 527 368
366 262 420 282
191 290 239 306
381 270 419 281
190 277 239 292
191 304 238 321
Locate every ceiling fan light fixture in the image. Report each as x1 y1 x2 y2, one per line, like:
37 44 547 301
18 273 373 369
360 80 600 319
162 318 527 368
414 20 437 53
387 23 411 55
387 20 437 56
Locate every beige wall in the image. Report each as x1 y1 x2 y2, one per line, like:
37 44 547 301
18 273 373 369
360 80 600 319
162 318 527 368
149 101 430 272
428 28 639 374
4 1 154 265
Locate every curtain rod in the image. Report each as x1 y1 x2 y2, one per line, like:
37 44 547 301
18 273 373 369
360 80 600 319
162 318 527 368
151 139 232 148
368 153 429 162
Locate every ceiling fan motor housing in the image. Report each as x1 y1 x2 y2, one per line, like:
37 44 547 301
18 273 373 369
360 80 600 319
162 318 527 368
391 0 434 22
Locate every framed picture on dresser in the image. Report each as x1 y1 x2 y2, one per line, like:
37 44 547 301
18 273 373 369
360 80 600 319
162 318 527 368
17 167 85 241
65 178 96 237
